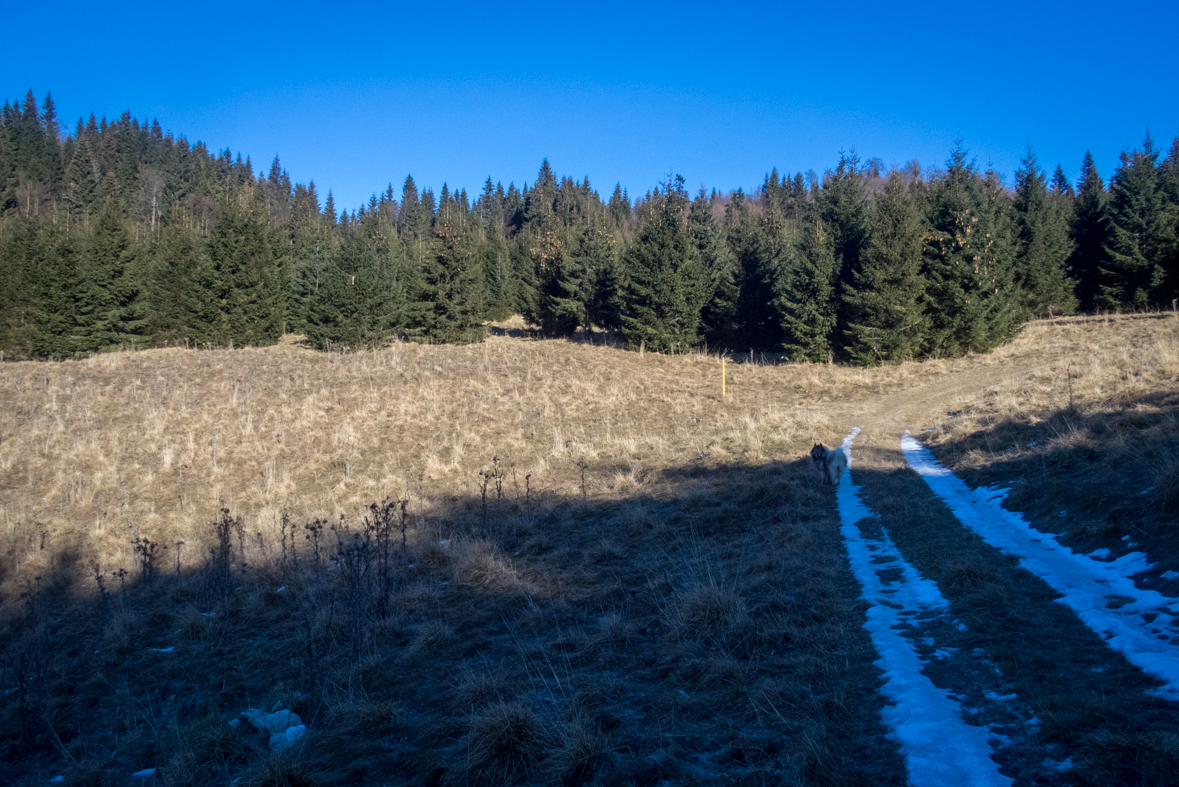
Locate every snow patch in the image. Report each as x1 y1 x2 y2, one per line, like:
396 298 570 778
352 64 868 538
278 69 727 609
902 432 1179 698
836 429 1011 787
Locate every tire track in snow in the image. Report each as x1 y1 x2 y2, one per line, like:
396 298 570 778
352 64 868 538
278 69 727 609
836 428 1012 787
901 431 1179 699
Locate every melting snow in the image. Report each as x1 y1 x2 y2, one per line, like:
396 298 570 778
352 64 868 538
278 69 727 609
985 691 1018 701
836 429 1012 787
1162 571 1179 581
901 432 1179 698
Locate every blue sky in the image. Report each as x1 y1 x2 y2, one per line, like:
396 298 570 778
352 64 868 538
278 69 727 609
9 0 1178 211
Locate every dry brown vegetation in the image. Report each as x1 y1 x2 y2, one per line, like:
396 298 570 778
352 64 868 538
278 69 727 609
919 312 1179 586
1 313 1176 785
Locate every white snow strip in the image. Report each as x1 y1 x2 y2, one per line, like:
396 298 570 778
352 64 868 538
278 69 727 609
901 431 1179 698
837 429 1012 787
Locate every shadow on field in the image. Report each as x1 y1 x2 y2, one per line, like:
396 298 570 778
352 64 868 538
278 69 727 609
848 442 1179 786
0 457 907 787
922 392 1179 580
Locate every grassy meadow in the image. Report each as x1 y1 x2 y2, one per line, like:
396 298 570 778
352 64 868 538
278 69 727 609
1 313 1177 785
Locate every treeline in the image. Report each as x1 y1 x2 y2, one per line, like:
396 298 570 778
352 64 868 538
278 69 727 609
2 90 1177 363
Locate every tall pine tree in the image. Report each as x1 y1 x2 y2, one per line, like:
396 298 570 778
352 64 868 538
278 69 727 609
1069 152 1109 311
842 171 930 364
923 143 1019 355
620 177 708 353
1101 136 1166 309
1012 148 1077 317
776 219 837 362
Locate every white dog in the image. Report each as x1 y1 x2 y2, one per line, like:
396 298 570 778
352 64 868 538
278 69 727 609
809 443 848 486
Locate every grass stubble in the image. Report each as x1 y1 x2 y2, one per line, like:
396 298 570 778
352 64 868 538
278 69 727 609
0 313 1175 785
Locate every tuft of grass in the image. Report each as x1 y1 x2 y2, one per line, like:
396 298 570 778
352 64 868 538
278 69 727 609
453 701 546 786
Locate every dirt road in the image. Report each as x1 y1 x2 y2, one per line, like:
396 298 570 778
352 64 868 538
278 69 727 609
827 351 1179 785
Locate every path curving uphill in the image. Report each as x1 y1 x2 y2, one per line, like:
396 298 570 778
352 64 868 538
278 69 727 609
824 326 1179 785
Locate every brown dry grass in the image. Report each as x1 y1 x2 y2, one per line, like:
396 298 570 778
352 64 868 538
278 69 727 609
1 312 1177 785
0 314 968 590
918 312 1179 584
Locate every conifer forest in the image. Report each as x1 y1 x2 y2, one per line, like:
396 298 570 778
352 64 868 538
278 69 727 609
2 91 1177 363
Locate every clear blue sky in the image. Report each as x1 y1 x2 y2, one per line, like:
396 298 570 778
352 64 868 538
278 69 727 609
9 0 1178 211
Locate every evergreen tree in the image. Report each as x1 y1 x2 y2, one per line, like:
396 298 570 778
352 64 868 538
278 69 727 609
816 152 870 332
148 207 201 344
1101 137 1166 309
620 176 708 352
193 191 284 346
31 221 81 358
74 202 139 352
1012 148 1077 317
554 220 618 334
412 216 485 344
776 220 837 362
306 215 404 349
1069 152 1109 311
526 159 558 230
607 183 631 228
528 229 575 334
481 231 516 322
0 215 39 355
1051 166 1074 197
726 190 778 349
923 143 1019 355
1155 137 1179 304
691 191 741 348
842 172 929 364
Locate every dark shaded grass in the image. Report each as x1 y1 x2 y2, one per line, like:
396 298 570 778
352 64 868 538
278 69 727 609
851 447 1179 786
1 459 905 786
923 393 1179 593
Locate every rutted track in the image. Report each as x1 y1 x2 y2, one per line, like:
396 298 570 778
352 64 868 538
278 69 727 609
900 431 1179 698
836 429 1012 787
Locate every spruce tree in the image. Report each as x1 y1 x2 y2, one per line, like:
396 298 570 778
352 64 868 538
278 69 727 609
1012 148 1077 317
816 152 870 345
842 172 929 364
620 177 708 352
412 215 485 344
776 220 837 362
691 191 741 349
196 191 285 346
1069 152 1109 311
1156 138 1179 305
726 190 777 349
529 229 577 335
149 207 201 344
31 221 81 358
0 215 39 355
74 202 139 352
923 143 1019 355
481 231 516 322
306 216 403 350
1101 137 1166 309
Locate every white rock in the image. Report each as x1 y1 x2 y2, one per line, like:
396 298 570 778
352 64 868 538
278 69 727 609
241 708 303 733
270 724 306 752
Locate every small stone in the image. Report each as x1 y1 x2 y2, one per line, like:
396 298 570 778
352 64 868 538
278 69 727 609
270 724 306 752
